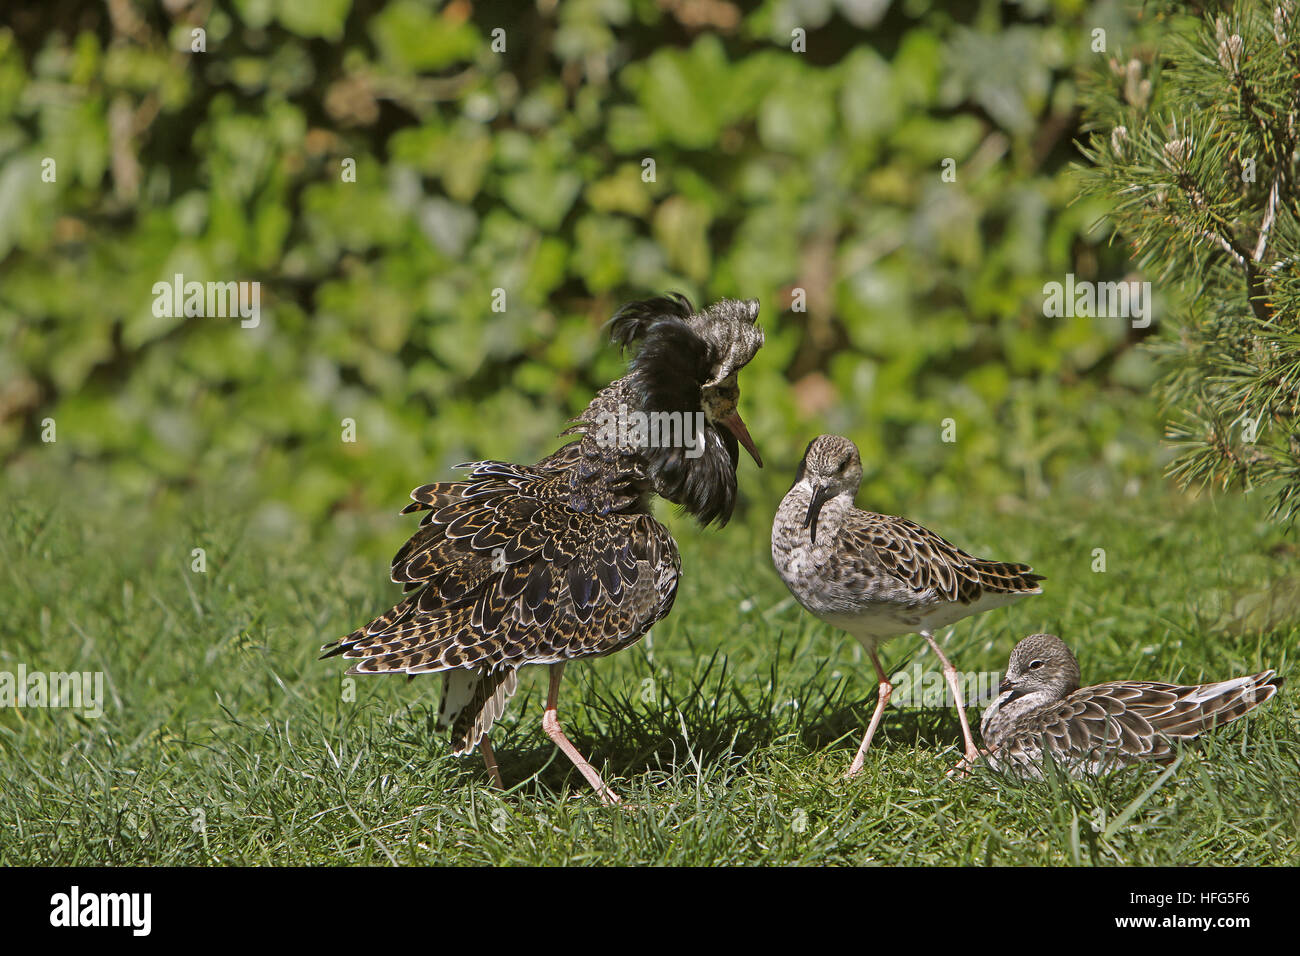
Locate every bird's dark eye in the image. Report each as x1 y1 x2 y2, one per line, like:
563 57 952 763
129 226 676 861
837 459 848 473
1028 660 1044 670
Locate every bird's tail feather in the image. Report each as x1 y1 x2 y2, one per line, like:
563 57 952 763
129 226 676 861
1159 670 1282 738
446 667 521 756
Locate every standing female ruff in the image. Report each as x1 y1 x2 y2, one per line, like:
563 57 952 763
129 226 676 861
771 435 1042 774
323 294 763 804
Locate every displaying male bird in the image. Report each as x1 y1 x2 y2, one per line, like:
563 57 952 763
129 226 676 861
322 294 764 803
771 435 1042 775
980 633 1282 776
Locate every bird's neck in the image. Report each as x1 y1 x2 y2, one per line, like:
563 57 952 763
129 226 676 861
558 379 738 525
785 482 855 545
980 686 1066 747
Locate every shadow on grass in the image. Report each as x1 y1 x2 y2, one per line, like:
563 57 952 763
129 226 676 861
389 639 975 798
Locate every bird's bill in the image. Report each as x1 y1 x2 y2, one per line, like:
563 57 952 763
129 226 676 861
718 410 762 468
802 484 831 544
998 678 1013 694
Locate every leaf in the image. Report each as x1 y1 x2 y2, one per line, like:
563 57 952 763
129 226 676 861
276 0 352 40
370 0 479 71
500 167 582 231
652 197 711 283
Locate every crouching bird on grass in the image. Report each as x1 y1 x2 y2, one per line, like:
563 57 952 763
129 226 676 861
980 633 1282 776
771 435 1043 776
322 294 764 804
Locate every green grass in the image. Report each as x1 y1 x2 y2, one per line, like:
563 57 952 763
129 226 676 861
1 473 1296 865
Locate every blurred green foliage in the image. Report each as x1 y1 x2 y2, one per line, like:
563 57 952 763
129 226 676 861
0 0 1169 527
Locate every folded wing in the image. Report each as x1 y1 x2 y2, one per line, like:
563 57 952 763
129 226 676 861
321 461 680 751
996 672 1281 770
843 512 1044 604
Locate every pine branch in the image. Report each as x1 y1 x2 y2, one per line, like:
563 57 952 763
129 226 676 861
1076 0 1300 524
